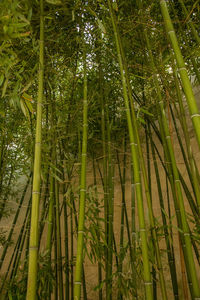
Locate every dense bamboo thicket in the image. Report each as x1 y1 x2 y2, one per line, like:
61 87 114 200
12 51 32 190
0 0 200 299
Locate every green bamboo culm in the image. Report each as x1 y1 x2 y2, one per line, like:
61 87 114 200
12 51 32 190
26 0 44 299
144 26 200 299
160 0 200 150
74 44 88 300
107 1 153 299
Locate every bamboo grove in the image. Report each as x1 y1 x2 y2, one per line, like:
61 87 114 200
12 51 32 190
0 0 200 299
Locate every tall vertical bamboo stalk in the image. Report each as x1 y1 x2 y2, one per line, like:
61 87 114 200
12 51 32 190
55 178 64 300
105 89 114 300
171 62 200 211
168 1 200 85
70 188 74 300
149 125 179 299
92 154 103 300
160 0 200 150
144 26 200 298
46 175 54 253
115 4 167 297
26 0 44 299
74 43 88 300
63 164 70 300
98 58 109 295
130 162 137 299
117 139 126 300
108 2 153 299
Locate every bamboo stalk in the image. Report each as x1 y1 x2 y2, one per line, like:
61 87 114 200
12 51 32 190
63 170 70 300
149 125 179 299
171 62 200 211
107 2 153 299
26 0 44 298
92 154 103 300
160 0 200 150
70 190 74 300
144 26 200 298
168 0 200 85
55 178 64 300
117 140 126 300
116 6 167 298
74 43 88 300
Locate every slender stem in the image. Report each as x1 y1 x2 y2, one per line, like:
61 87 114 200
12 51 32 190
160 0 200 150
26 1 44 298
74 44 88 300
107 2 153 299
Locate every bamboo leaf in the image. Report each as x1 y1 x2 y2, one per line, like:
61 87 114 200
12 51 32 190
51 171 63 183
8 291 13 300
138 116 146 124
22 92 33 102
112 1 118 11
45 0 62 4
0 110 5 117
140 107 154 117
97 19 106 34
94 280 104 291
66 198 73 210
20 99 29 118
2 77 8 97
12 22 29 28
21 80 33 93
49 162 63 174
25 99 33 113
27 8 32 21
0 74 4 86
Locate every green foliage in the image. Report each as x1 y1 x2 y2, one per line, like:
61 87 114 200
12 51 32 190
0 0 200 299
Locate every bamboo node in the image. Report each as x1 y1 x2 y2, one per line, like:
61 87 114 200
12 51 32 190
32 191 40 194
191 113 200 119
134 182 141 186
78 230 84 234
178 67 186 71
80 189 86 192
130 142 138 146
168 30 174 35
74 281 82 285
166 135 171 139
184 232 190 236
144 281 152 285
